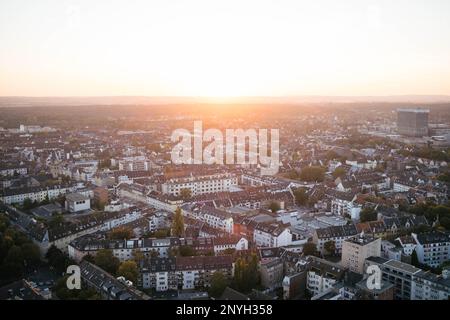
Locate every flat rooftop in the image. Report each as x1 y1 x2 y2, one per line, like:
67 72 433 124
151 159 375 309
384 260 422 274
345 234 379 246
66 193 89 202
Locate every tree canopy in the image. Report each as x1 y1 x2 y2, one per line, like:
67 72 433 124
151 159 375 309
209 271 228 298
303 242 317 256
232 253 259 293
360 207 377 222
171 207 185 237
108 226 134 240
268 201 281 213
293 188 308 206
299 166 325 182
117 260 139 284
94 249 120 275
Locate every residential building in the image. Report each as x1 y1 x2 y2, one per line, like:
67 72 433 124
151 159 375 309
260 257 284 290
364 257 421 300
411 269 450 300
253 222 292 248
140 255 234 291
341 233 381 274
0 184 77 205
411 231 450 268
307 257 346 296
80 261 150 300
65 193 90 213
161 173 238 197
313 224 358 255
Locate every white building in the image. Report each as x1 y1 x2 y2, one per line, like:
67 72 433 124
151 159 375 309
0 166 28 177
341 233 381 274
213 237 248 253
393 180 416 192
313 224 358 255
411 231 450 268
140 256 234 292
253 222 292 248
0 185 77 205
396 235 417 256
307 257 345 296
115 156 151 171
161 173 238 197
65 193 90 213
329 192 359 219
411 269 450 300
202 208 234 234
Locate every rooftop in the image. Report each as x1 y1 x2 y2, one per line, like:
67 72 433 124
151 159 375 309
384 259 422 275
66 192 90 202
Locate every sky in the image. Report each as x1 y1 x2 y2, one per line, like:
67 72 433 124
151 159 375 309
1 0 450 97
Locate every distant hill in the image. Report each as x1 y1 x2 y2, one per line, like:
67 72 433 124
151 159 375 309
1 95 450 107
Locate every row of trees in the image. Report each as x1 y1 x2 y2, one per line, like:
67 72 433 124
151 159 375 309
0 214 41 285
208 253 260 298
301 166 326 182
172 207 185 237
84 249 140 284
286 166 326 182
360 207 378 222
108 226 134 240
409 202 450 230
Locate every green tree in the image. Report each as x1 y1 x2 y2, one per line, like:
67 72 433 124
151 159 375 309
360 207 377 222
285 169 300 180
180 188 192 200
179 245 196 257
223 248 236 255
171 207 185 237
303 242 317 256
437 172 450 183
332 167 346 179
1 245 25 280
48 214 65 229
132 250 146 264
293 188 308 206
22 198 33 210
209 271 228 298
94 249 120 275
431 205 450 230
232 253 259 293
324 240 336 255
268 201 281 213
153 229 171 238
82 254 95 263
0 214 10 232
21 243 41 269
117 260 139 284
108 226 134 240
299 166 325 182
53 276 100 300
46 245 71 273
41 194 50 205
99 158 111 169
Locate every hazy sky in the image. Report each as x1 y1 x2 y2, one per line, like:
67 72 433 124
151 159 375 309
1 0 450 97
